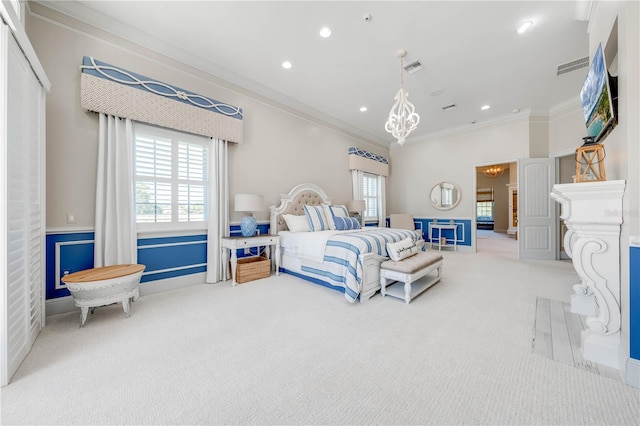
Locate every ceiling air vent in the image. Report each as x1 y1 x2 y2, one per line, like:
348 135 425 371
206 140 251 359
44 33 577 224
442 104 457 111
403 59 423 74
557 56 589 76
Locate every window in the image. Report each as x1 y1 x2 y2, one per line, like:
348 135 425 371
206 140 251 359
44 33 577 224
362 172 378 220
134 124 208 230
476 201 494 221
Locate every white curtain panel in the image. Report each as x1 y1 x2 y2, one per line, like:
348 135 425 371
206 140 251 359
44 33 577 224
94 114 137 267
378 176 387 227
351 169 364 202
206 138 229 283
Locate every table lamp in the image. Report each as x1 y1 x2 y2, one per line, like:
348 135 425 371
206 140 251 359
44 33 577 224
347 200 366 226
235 194 263 237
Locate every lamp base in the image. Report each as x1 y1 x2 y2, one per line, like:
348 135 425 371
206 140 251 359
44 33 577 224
240 215 257 237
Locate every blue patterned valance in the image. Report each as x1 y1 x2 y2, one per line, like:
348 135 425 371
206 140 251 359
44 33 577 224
348 147 389 176
80 56 243 143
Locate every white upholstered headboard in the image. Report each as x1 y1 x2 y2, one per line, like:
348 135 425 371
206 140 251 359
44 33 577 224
269 183 332 234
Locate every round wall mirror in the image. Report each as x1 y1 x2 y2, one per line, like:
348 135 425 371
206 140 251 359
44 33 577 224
430 182 461 210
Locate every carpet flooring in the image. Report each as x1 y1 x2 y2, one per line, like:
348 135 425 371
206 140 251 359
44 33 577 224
1 232 638 425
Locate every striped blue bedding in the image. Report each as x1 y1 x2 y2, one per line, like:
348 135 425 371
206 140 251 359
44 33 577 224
299 228 422 302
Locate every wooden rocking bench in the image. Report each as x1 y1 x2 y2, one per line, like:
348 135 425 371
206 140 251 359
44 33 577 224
379 252 443 304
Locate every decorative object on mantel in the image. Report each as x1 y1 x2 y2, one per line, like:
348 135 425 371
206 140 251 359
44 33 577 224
235 194 263 237
482 165 505 179
384 49 420 146
575 136 606 182
347 200 366 226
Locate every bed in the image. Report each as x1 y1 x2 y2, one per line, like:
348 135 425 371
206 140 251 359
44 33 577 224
270 183 423 303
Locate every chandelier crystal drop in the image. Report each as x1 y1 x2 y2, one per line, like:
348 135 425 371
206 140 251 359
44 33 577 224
385 50 420 146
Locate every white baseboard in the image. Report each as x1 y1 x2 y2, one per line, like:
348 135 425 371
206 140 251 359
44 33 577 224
626 357 640 389
45 272 208 317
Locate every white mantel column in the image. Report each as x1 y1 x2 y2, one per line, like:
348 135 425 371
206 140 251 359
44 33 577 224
551 180 626 370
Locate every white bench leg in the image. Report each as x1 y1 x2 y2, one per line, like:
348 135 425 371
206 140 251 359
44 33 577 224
80 307 89 328
404 282 412 304
122 298 131 318
380 275 388 297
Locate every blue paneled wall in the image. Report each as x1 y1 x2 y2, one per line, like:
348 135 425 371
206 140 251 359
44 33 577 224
630 245 640 361
385 217 473 247
45 222 270 300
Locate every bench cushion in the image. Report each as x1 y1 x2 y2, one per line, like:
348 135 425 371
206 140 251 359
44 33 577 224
381 252 443 274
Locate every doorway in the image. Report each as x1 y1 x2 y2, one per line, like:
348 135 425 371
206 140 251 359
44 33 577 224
475 162 517 255
556 154 576 259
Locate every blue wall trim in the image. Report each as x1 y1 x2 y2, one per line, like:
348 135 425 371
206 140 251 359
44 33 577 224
46 231 209 300
630 246 640 360
385 217 472 246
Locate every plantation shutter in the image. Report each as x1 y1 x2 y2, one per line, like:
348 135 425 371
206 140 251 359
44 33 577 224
1 20 48 386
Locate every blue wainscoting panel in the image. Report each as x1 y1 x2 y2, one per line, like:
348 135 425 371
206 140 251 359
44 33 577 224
415 218 472 247
385 217 471 246
630 245 640 360
46 231 211 299
46 232 95 299
137 234 207 283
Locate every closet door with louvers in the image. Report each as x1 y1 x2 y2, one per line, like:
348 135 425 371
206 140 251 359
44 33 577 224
1 23 46 386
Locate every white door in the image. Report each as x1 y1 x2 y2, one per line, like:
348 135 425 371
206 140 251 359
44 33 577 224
518 158 557 260
1 23 47 387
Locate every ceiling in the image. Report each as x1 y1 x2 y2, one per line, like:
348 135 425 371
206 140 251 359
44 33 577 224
35 1 591 147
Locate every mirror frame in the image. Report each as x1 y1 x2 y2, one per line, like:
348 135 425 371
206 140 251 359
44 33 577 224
430 181 461 210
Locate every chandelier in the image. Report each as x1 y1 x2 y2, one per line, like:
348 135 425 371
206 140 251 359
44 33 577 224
482 165 505 179
385 49 420 146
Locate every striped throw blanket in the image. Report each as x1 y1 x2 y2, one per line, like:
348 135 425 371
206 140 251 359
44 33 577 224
300 228 422 302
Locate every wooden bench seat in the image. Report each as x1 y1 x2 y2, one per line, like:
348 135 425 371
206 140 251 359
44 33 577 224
379 252 443 304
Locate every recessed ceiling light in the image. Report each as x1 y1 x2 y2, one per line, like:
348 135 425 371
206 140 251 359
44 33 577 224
319 27 332 38
481 105 491 110
359 106 368 112
430 89 445 97
512 108 521 114
282 61 292 69
516 20 534 34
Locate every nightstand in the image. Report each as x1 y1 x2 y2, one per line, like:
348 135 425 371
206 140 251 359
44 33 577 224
221 235 280 286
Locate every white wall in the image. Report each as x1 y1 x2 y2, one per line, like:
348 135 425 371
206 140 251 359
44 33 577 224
26 4 388 229
549 103 586 157
389 115 529 221
585 0 640 379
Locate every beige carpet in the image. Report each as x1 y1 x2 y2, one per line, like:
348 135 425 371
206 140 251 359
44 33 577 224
2 236 639 425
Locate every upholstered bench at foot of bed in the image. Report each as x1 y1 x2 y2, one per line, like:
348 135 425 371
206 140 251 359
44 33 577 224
379 252 443 304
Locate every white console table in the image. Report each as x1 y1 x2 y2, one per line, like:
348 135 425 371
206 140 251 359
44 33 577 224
428 222 458 251
221 235 280 286
551 180 625 369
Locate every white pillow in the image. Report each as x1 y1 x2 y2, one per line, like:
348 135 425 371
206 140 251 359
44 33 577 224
282 214 310 232
386 237 421 261
323 204 350 230
303 205 330 231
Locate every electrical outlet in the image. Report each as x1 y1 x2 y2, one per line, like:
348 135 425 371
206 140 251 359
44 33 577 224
244 248 251 255
66 213 77 223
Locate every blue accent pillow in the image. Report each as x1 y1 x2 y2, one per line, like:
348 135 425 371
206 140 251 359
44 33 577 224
303 205 329 231
334 216 361 231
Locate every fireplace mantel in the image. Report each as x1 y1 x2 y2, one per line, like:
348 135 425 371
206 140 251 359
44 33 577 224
551 180 626 369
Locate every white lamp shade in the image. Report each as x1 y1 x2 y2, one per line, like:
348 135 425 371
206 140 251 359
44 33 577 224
347 200 366 212
234 194 263 212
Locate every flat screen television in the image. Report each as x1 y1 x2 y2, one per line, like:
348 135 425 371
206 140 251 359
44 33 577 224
580 43 617 143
